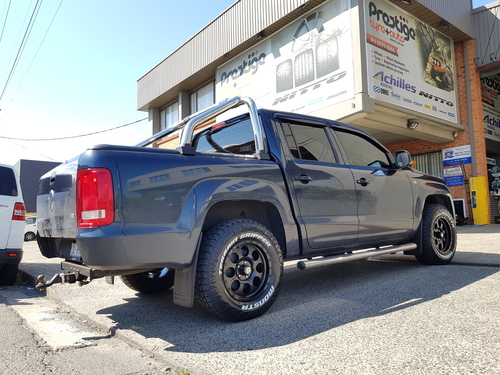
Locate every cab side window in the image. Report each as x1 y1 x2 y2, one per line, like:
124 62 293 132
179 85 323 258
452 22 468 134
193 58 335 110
334 129 391 168
282 121 337 164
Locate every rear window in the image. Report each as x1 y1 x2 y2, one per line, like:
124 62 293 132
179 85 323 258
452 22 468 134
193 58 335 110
0 166 18 197
193 117 255 155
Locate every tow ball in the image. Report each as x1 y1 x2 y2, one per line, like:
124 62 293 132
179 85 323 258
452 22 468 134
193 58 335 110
36 272 88 290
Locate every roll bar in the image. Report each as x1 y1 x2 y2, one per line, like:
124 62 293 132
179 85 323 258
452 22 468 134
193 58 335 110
136 96 268 159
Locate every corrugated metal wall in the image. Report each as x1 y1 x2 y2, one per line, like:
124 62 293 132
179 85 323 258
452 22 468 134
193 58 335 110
472 2 500 68
418 0 473 37
137 0 314 110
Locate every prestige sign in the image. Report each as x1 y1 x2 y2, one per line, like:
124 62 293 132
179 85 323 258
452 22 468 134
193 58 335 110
481 75 500 142
216 0 354 114
364 0 458 123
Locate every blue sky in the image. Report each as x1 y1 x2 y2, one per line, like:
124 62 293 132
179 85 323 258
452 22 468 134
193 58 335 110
0 0 496 165
0 0 235 164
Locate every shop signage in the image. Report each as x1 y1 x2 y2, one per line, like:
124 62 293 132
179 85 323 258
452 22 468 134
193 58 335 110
481 75 500 142
364 0 458 123
216 0 354 114
443 167 464 187
442 145 472 167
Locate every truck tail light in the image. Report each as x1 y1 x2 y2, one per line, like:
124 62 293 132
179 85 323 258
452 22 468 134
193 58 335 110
77 168 114 228
12 203 26 221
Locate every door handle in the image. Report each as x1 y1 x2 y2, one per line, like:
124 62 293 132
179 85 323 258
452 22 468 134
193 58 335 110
356 177 370 186
295 174 313 183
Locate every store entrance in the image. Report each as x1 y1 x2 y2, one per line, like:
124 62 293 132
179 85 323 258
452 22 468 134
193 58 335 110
482 72 500 223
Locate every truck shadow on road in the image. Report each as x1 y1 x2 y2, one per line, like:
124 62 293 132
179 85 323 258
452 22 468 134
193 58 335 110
96 253 499 353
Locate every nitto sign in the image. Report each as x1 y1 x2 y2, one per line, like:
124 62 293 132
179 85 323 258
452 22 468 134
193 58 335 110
272 71 347 106
418 90 454 106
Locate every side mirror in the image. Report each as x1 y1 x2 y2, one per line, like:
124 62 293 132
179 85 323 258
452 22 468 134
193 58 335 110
395 150 412 168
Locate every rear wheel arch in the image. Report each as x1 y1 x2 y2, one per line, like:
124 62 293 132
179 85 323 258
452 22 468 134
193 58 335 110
202 200 287 258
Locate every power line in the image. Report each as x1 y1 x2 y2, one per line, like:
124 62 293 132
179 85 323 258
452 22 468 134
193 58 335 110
6 0 64 105
0 0 43 102
0 0 12 46
0 117 147 141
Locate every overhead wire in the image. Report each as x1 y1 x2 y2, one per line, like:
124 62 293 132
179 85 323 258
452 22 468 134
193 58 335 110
0 0 43 102
0 117 148 141
0 0 12 45
6 0 64 105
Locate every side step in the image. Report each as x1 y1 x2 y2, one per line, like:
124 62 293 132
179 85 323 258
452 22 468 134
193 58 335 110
297 243 417 270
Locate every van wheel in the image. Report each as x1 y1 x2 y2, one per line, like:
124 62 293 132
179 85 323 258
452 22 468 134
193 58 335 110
0 264 19 286
415 204 457 265
196 220 283 322
120 268 174 293
24 232 36 242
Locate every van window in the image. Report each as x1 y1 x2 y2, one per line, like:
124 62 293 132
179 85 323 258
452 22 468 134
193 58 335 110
0 166 18 196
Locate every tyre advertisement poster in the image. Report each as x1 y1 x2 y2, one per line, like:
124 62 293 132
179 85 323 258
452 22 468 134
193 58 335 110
364 0 458 124
216 0 354 115
481 75 500 142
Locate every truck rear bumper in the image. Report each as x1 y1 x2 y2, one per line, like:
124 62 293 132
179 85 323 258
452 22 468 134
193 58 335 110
38 230 200 271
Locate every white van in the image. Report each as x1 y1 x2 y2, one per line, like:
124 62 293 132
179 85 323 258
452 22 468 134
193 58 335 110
0 163 26 285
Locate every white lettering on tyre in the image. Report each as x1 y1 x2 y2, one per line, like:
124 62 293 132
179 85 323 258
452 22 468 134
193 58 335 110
239 232 271 247
242 285 275 311
219 237 238 275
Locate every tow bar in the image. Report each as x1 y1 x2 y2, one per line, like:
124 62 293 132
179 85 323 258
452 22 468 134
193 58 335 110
36 272 85 290
36 260 158 290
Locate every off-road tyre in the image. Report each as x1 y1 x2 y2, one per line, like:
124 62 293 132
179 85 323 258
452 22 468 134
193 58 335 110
415 204 456 265
276 59 293 93
316 36 338 78
195 219 283 322
294 49 315 87
120 268 175 294
0 264 19 286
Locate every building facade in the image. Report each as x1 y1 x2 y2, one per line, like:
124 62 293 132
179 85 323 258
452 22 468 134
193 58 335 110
137 0 500 224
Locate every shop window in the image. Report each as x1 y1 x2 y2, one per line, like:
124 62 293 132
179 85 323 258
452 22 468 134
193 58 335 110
190 82 214 114
160 102 179 130
413 152 443 178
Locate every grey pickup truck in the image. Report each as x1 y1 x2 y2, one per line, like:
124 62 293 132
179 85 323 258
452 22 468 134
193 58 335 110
36 96 456 321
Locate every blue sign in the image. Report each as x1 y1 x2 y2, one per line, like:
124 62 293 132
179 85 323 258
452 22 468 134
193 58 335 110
443 157 472 167
444 175 464 187
442 145 472 167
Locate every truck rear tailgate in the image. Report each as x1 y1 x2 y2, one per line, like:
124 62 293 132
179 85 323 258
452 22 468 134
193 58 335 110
37 158 78 240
